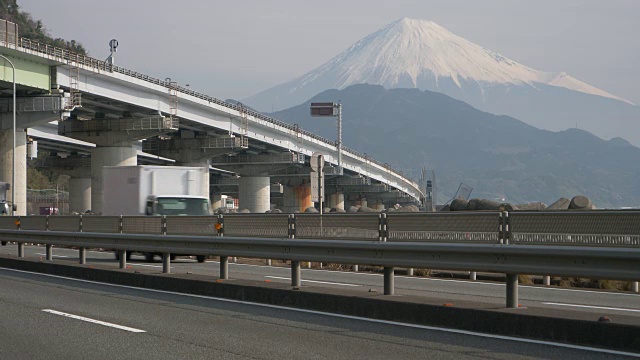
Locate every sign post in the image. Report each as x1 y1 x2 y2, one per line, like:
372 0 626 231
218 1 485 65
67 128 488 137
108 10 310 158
310 102 343 175
310 152 324 215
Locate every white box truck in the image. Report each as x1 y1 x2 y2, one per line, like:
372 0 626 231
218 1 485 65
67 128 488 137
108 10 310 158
102 165 211 262
102 165 210 216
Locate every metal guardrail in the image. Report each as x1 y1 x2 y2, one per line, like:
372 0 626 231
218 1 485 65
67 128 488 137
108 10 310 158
1 211 640 308
507 210 640 246
3 210 640 245
2 36 421 196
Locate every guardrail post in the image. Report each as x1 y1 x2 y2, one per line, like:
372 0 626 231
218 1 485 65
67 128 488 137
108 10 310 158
543 276 551 286
407 268 414 276
220 256 229 280
162 253 170 274
506 273 519 308
379 213 388 242
384 267 395 295
292 260 301 288
45 244 53 261
353 265 358 272
17 242 24 257
119 250 127 269
632 281 639 293
79 248 86 265
503 211 510 245
470 271 477 281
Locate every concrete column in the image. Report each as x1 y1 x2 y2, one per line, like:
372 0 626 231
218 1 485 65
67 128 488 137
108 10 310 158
372 202 385 211
0 129 27 215
183 159 210 203
327 192 344 211
211 194 223 210
354 198 367 208
283 184 311 213
238 176 270 213
91 146 137 214
69 177 91 213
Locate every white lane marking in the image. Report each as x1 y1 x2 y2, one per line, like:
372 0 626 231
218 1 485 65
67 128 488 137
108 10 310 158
36 253 167 269
544 302 640 313
1 267 637 358
129 264 165 269
265 276 361 287
42 309 146 333
223 262 640 297
36 253 70 258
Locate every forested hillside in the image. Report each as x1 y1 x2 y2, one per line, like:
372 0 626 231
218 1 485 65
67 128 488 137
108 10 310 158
0 0 86 54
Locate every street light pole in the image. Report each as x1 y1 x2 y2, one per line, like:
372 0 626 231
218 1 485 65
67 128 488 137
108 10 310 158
0 54 16 215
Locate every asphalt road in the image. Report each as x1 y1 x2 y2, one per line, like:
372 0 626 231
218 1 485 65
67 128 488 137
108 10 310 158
2 244 640 322
0 267 636 359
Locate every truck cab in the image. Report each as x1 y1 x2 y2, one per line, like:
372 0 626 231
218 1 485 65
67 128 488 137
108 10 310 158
145 195 211 216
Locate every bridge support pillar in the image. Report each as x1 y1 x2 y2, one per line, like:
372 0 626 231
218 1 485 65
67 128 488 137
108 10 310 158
506 273 519 308
212 194 224 211
69 177 91 214
0 128 27 215
327 192 344 211
283 184 311 213
384 267 395 295
238 176 270 213
354 198 368 209
91 146 137 214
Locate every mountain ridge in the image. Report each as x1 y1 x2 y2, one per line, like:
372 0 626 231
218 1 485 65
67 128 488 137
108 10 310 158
244 18 640 146
270 84 640 208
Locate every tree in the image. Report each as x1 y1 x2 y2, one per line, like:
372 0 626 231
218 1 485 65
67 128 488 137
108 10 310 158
0 0 87 54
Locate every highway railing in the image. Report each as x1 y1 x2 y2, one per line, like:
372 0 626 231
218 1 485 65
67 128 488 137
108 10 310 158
1 211 639 308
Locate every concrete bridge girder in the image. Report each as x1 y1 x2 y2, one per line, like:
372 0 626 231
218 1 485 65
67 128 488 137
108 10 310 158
143 136 248 164
0 96 65 130
58 116 178 146
211 153 305 177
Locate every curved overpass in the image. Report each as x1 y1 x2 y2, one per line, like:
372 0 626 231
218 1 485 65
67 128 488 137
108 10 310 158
2 36 423 203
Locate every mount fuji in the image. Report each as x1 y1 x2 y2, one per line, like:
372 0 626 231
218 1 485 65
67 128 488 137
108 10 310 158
243 18 640 146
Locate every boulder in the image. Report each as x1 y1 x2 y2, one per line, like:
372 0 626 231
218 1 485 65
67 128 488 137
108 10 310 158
450 198 469 211
546 197 571 210
515 202 547 211
394 205 419 212
357 206 377 213
304 206 319 213
347 206 360 213
569 195 595 210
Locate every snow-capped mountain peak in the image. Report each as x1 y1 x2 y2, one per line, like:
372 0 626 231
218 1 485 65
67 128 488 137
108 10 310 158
244 17 632 112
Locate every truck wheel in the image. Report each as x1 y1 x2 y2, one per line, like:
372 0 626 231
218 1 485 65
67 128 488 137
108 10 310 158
145 253 155 262
196 255 206 263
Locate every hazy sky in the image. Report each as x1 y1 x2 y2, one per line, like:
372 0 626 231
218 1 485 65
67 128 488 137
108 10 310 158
20 0 640 104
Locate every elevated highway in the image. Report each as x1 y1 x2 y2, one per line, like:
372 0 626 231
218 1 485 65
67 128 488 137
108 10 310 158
0 24 422 214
